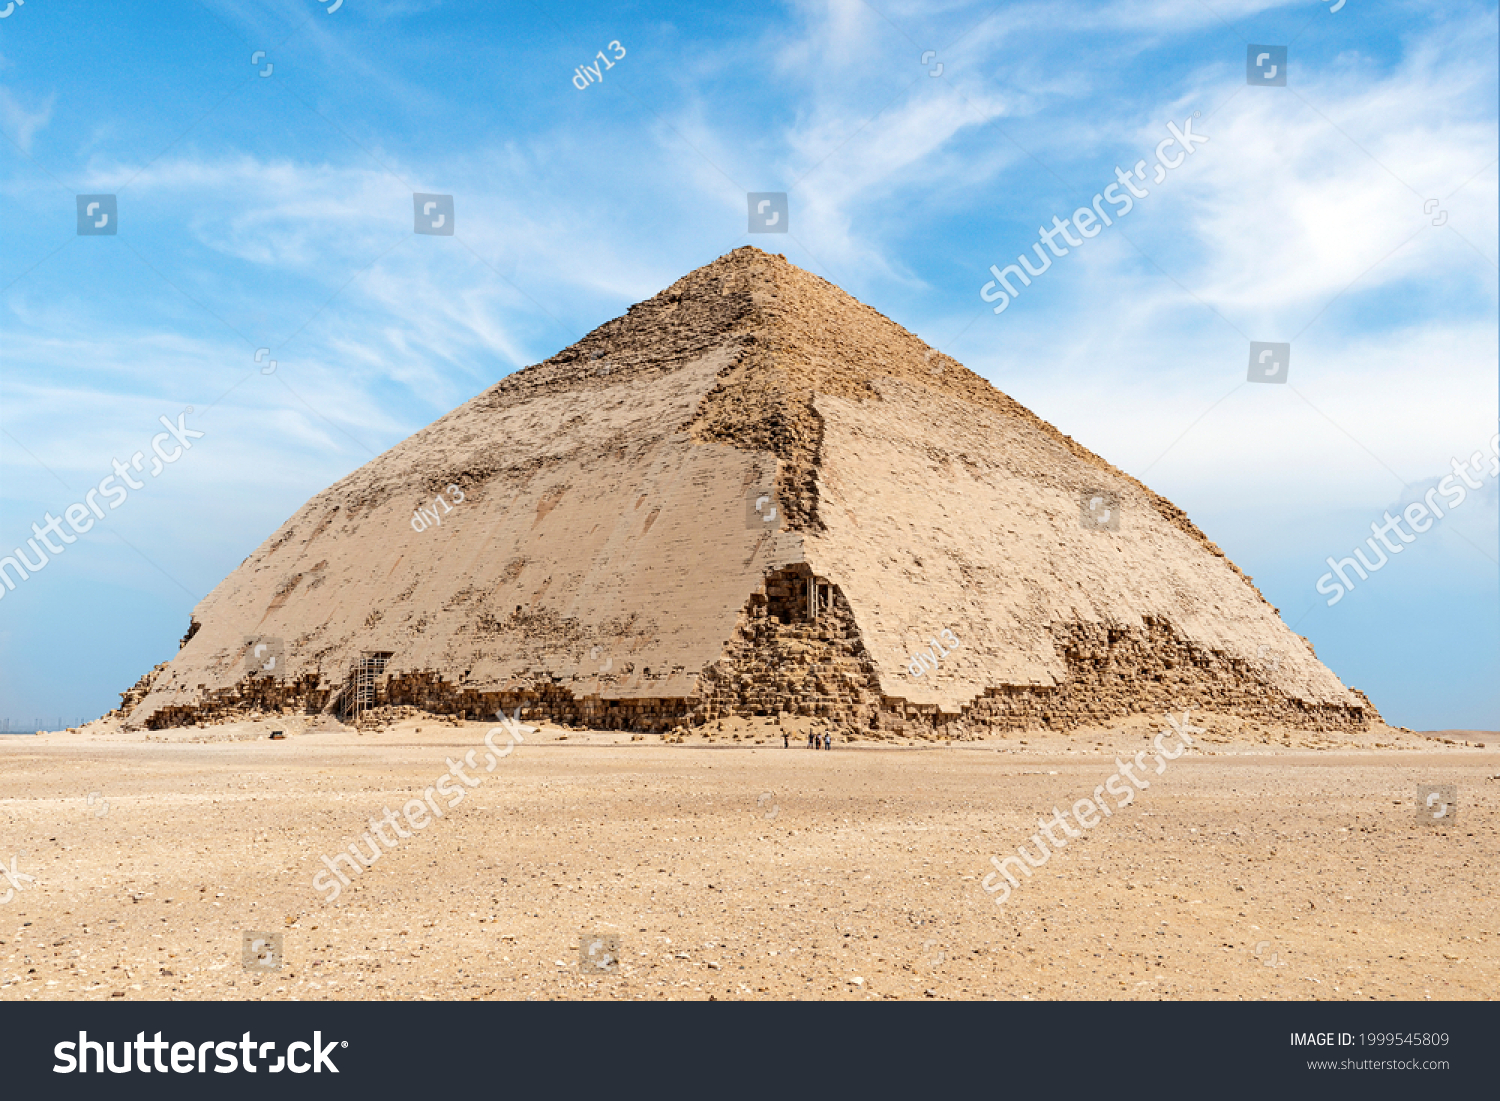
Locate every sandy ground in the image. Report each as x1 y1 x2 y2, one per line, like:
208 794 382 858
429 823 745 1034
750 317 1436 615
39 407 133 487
1 712 1495 1001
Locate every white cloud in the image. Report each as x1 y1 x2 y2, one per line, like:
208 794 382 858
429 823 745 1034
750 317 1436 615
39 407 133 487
0 85 53 154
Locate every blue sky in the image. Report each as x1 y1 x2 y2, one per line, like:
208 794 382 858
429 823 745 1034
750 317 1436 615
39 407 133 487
1 0 1495 730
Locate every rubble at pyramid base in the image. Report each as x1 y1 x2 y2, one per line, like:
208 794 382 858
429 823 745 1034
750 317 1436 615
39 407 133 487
120 585 1374 739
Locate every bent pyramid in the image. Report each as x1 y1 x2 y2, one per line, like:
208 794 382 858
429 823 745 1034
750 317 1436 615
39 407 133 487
118 247 1376 735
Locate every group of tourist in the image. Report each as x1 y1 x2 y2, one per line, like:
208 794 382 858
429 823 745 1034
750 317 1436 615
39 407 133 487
780 729 833 749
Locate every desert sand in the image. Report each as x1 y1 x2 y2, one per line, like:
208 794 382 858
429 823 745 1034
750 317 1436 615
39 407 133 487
2 715 1494 1001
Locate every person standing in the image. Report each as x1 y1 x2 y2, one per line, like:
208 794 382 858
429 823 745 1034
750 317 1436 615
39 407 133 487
782 730 789 748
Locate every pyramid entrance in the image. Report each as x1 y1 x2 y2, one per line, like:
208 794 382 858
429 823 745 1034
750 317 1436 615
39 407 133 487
693 565 884 727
